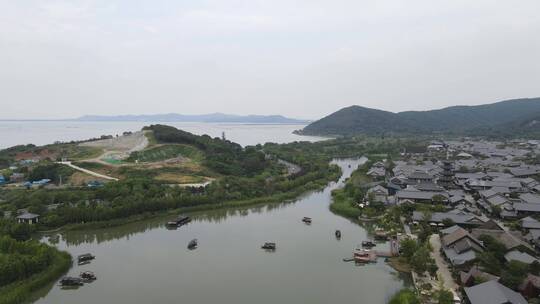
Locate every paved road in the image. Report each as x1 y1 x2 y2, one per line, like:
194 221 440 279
58 161 119 181
429 234 458 291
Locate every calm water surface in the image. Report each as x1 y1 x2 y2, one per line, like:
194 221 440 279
0 121 326 148
32 159 409 304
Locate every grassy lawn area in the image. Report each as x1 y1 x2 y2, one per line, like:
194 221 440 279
127 144 204 163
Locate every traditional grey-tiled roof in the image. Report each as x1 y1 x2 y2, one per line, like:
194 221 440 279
449 195 468 205
514 203 540 213
412 210 484 226
443 247 476 265
522 178 539 188
448 189 466 197
460 266 499 286
520 193 540 204
441 225 461 235
16 212 40 220
455 173 487 181
471 228 532 251
510 167 540 177
367 185 388 195
491 186 511 194
527 229 540 241
464 280 527 304
505 250 539 264
485 194 510 207
479 189 499 199
520 216 540 229
397 190 448 201
367 167 386 177
407 171 433 180
414 182 445 192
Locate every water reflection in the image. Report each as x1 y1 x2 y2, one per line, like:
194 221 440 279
34 157 410 304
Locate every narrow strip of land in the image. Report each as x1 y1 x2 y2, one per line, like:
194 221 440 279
57 161 119 181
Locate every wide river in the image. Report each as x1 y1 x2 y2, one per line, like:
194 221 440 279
30 158 409 304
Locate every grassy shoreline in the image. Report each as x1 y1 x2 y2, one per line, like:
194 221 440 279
0 250 72 304
40 168 341 232
329 188 361 219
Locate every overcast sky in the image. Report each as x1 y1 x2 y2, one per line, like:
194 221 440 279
1 0 539 120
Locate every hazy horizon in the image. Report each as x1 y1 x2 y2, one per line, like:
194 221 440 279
2 1 539 120
2 96 540 121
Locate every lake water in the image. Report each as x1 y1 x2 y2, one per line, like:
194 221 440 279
31 158 409 304
0 121 326 149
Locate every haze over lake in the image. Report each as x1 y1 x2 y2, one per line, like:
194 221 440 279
0 121 326 149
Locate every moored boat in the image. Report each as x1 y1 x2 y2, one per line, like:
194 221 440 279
188 239 198 250
302 217 312 224
77 253 95 265
353 249 373 263
80 271 97 281
261 242 276 250
60 276 84 286
335 230 342 239
361 240 376 248
167 215 191 227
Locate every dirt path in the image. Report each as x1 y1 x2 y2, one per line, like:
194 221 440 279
80 130 149 165
58 161 119 181
429 234 458 291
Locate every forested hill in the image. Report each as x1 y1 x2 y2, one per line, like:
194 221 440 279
299 97 540 137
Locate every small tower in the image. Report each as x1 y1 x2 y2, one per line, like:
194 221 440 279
438 160 455 189
221 131 226 141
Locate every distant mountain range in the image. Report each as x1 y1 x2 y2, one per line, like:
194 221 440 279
76 113 309 124
298 97 540 137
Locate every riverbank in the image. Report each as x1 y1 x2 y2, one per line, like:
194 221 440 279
41 165 342 232
0 250 71 304
329 188 361 219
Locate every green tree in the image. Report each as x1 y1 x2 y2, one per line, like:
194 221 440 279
400 239 418 260
411 245 433 274
478 234 506 261
388 289 420 304
500 260 528 290
441 218 455 227
477 252 502 275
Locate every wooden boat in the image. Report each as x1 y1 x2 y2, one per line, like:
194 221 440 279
361 240 376 248
77 253 95 265
261 242 276 250
353 249 372 263
374 230 388 240
167 215 191 227
302 217 312 224
188 239 198 250
80 271 96 281
335 230 342 239
60 276 84 286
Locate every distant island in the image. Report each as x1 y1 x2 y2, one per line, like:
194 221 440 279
297 97 540 137
75 113 309 124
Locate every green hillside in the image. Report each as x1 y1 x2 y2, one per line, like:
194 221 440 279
299 97 540 137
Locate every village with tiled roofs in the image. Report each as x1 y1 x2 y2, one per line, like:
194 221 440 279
362 139 540 304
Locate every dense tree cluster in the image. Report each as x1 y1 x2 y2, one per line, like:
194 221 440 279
146 125 269 176
0 235 57 287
